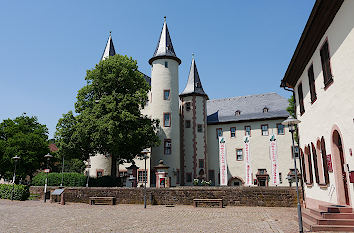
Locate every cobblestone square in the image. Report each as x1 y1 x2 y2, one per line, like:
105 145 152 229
0 199 302 233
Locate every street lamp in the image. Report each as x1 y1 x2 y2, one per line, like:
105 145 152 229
11 156 20 201
60 154 65 187
141 149 150 209
44 153 53 203
282 116 303 233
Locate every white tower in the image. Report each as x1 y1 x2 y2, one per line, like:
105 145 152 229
89 32 116 177
180 56 208 185
149 17 181 186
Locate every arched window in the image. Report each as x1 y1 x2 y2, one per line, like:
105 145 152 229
311 143 320 184
321 137 329 184
316 140 325 184
263 107 269 113
300 149 307 183
235 110 241 116
304 145 314 184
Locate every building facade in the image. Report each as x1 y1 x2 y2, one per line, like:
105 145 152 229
281 0 354 210
89 18 295 188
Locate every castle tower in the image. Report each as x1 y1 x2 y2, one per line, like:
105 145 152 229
89 32 116 178
180 56 208 185
149 17 181 186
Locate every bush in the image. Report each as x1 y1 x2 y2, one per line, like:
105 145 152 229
0 184 30 201
89 176 122 187
31 172 86 187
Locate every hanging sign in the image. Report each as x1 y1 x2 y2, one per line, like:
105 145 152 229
219 137 228 186
269 134 279 185
244 136 252 186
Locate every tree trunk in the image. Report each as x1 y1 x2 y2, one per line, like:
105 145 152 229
111 154 117 177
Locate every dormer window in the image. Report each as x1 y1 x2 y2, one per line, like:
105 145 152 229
235 110 241 116
263 107 269 113
195 82 201 88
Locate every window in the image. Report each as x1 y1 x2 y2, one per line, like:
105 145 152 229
208 170 215 185
305 145 314 185
163 113 171 127
163 90 170 100
230 127 236 137
320 40 333 88
185 120 191 128
297 83 305 115
197 124 203 133
245 126 251 136
186 173 192 183
308 65 317 103
279 173 282 184
311 143 320 184
164 61 168 68
236 149 243 161
321 137 329 184
185 102 191 111
261 124 268 136
263 107 269 113
235 110 241 116
138 170 147 182
164 139 171 155
199 159 204 168
277 123 285 135
96 170 103 178
119 171 127 177
216 128 222 138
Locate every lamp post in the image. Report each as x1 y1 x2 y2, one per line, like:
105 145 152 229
44 153 53 203
282 116 303 233
11 156 20 201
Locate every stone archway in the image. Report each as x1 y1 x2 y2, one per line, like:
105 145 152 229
228 176 244 186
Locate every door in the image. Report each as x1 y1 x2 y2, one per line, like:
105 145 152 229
333 130 350 205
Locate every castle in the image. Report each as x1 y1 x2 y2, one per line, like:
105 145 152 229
89 18 295 187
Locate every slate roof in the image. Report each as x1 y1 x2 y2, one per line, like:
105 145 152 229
149 17 181 65
101 32 116 61
180 57 208 98
207 93 289 124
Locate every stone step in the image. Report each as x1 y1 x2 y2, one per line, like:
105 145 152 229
319 204 353 213
318 218 354 226
323 212 354 219
311 225 354 232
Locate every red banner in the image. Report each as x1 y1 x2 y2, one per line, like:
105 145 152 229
327 154 333 172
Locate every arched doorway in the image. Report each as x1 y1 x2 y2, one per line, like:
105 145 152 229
228 177 244 186
332 129 350 205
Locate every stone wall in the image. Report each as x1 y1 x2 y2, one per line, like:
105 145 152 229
30 186 300 207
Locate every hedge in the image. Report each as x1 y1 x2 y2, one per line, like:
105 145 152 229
31 172 86 187
0 184 30 201
31 172 122 187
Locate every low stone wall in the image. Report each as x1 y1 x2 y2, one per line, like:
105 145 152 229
30 186 301 207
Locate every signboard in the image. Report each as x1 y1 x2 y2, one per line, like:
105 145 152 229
327 154 333 172
269 134 279 185
44 169 50 173
244 136 252 186
219 137 228 186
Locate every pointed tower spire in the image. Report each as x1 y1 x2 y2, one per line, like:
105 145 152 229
101 31 116 61
180 55 208 98
149 17 181 65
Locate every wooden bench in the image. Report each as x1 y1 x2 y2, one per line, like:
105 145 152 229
89 197 116 205
193 199 223 208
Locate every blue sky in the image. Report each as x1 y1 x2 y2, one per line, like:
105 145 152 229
0 1 315 138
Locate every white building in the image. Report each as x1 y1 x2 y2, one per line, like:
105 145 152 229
89 18 295 188
281 0 354 230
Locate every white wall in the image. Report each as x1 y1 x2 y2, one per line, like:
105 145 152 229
294 0 354 206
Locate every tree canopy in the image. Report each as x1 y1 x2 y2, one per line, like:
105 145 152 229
0 115 49 180
55 54 160 176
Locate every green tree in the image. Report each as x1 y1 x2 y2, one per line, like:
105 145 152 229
286 95 295 118
0 115 49 180
55 54 160 177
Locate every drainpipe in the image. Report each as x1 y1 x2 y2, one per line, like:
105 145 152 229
281 82 306 202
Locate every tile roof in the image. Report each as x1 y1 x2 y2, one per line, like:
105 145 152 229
207 92 289 124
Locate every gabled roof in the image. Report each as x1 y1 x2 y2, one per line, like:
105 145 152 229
101 32 116 61
207 93 289 124
281 0 344 88
180 57 208 98
149 17 181 65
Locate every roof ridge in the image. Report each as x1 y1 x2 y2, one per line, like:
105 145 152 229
207 92 279 102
